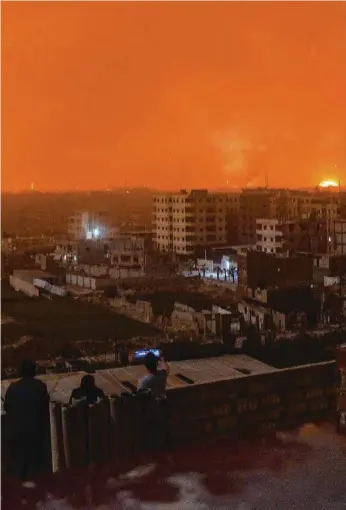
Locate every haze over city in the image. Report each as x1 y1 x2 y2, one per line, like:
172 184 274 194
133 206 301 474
2 1 346 192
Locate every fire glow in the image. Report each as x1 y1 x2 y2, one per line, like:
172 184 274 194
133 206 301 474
319 180 338 188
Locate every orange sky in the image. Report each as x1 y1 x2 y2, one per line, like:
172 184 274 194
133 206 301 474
2 2 346 192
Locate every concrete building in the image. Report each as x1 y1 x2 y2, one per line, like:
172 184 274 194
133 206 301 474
76 239 112 265
54 241 78 263
238 285 320 332
1 237 14 255
109 236 147 278
68 212 118 241
246 250 313 289
9 269 60 298
256 218 287 254
238 299 271 331
313 253 346 284
235 245 257 287
299 192 339 221
256 217 328 255
331 219 346 255
239 188 274 245
239 188 339 246
153 189 239 255
11 269 59 285
65 273 115 290
1 236 56 254
238 188 303 245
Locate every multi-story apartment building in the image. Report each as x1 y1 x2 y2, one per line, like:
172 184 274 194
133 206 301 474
68 212 118 241
153 189 239 255
331 219 346 255
110 236 146 275
246 250 313 289
239 188 273 245
256 217 328 255
256 218 287 254
240 188 339 245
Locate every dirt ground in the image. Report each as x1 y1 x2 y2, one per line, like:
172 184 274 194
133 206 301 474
1 281 159 369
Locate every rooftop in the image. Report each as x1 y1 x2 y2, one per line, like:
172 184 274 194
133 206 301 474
12 269 58 280
1 354 275 404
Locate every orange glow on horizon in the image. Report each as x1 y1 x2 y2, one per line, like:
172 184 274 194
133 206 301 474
319 180 338 188
2 2 346 192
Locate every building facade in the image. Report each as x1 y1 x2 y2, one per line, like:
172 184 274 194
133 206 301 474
256 217 328 255
239 188 339 246
110 236 146 277
246 250 313 289
153 189 239 255
256 218 286 254
331 219 346 255
68 212 118 241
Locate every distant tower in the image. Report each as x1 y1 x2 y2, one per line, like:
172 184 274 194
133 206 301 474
264 170 268 188
31 182 34 191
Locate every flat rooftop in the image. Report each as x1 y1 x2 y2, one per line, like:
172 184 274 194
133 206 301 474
12 269 58 280
1 355 276 404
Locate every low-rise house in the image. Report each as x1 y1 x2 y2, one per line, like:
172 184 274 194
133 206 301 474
313 253 346 285
239 285 320 332
238 299 271 331
65 272 115 290
110 236 146 278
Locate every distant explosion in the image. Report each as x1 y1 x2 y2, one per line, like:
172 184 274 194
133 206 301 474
213 130 267 187
319 179 338 188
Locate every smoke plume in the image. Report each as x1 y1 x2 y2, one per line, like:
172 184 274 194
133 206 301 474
213 130 268 187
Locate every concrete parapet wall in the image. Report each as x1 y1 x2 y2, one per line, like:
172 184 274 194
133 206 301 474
1 361 339 475
167 361 337 442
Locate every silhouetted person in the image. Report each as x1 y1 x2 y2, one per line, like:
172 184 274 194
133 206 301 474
138 353 170 399
4 360 49 481
69 375 105 405
138 353 171 449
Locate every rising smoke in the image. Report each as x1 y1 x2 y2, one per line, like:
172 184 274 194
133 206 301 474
213 130 269 187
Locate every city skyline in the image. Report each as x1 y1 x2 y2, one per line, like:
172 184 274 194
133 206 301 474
2 2 346 192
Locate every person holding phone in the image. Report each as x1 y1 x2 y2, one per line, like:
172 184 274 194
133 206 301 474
138 352 170 399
